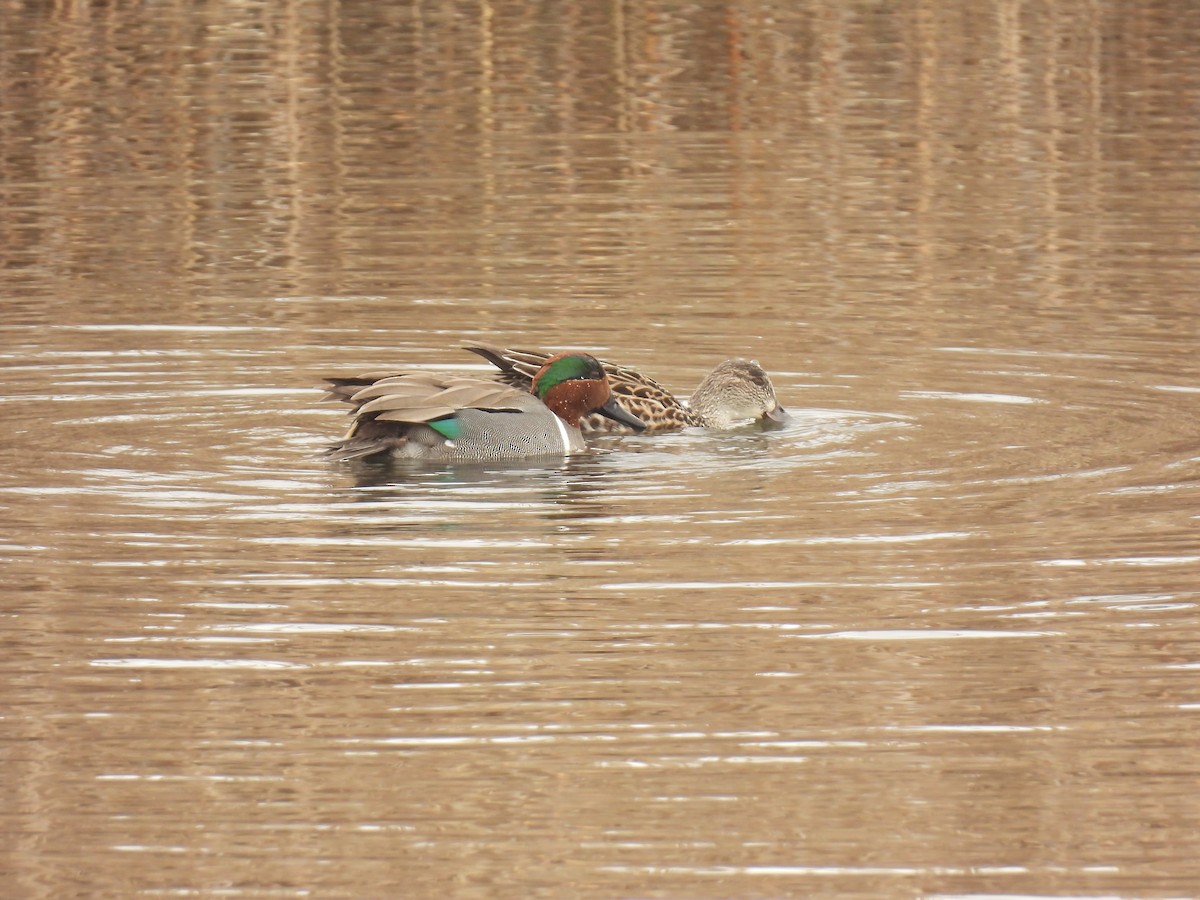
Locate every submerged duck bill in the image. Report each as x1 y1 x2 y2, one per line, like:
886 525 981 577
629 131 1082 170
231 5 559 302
596 398 646 432
765 404 789 424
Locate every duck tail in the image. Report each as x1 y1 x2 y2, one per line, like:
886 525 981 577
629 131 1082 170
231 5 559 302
461 342 548 389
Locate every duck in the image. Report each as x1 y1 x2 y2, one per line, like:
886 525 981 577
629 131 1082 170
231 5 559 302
463 342 787 435
321 352 645 461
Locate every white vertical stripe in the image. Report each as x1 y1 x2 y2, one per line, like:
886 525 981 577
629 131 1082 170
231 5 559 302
553 414 574 454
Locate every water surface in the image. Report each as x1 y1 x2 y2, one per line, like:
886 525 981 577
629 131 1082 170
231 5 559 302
3 1 1200 897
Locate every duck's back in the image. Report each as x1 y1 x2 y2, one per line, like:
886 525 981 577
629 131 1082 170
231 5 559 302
463 342 697 434
323 371 585 460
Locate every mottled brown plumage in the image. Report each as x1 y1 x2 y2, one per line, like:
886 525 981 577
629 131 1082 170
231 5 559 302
463 342 787 435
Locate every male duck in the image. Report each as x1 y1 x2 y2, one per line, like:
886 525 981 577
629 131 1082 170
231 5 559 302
322 352 645 461
464 342 787 435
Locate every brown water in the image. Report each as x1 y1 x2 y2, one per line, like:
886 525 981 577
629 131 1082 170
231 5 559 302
3 1 1200 897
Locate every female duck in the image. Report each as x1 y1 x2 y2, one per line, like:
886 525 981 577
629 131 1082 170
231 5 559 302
323 352 645 461
464 342 787 435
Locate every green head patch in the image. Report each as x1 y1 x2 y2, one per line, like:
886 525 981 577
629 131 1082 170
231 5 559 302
532 354 604 400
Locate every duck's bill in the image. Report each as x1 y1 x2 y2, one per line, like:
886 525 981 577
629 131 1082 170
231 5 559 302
596 398 646 432
764 404 789 425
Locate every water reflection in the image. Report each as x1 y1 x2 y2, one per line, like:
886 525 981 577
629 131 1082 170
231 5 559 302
4 0 1200 897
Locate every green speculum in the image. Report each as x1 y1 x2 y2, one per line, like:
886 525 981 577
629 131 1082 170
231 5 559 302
428 416 461 440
